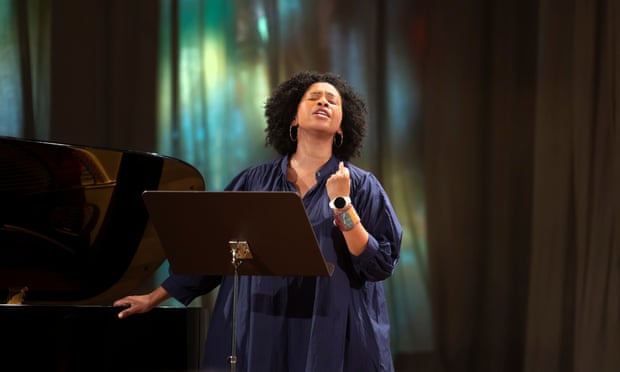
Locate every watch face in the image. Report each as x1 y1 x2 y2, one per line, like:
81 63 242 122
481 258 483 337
335 197 346 209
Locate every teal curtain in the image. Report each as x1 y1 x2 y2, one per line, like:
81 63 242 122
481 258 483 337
156 0 432 356
0 1 23 136
0 0 50 139
158 0 274 191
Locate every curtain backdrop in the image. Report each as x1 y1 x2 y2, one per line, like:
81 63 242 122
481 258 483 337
424 0 620 371
1 0 619 371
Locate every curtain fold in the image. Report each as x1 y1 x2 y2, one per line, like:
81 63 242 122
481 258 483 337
571 0 620 369
527 0 620 371
0 0 51 139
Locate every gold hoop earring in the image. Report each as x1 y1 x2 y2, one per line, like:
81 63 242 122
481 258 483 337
334 132 343 148
289 125 298 142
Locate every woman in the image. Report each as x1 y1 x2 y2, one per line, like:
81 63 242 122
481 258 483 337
114 71 403 371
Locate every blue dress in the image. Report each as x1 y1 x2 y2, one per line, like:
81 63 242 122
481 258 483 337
162 155 403 372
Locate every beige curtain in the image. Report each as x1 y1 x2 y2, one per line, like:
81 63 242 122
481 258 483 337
526 0 620 371
424 0 620 371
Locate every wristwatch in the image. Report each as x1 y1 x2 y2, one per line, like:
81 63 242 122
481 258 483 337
329 196 351 209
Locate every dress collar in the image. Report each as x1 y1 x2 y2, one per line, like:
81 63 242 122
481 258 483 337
281 154 341 182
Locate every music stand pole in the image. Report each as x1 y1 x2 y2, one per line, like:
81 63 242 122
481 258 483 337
227 240 252 372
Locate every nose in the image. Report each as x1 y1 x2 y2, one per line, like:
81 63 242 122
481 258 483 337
317 96 328 106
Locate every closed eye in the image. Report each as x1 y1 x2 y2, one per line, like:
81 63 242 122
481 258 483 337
307 91 340 105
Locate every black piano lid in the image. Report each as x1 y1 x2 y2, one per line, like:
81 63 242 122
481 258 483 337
0 136 205 304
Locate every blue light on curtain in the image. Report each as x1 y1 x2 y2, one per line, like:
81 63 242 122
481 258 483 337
0 1 23 137
158 0 273 192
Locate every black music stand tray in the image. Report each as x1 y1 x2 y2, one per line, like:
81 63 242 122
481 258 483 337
141 190 334 371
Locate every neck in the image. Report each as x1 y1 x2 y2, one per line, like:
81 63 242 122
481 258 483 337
293 128 334 166
291 141 332 171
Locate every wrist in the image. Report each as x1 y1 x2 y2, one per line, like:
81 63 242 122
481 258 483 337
333 205 360 231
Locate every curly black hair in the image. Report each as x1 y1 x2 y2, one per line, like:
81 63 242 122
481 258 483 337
264 71 367 161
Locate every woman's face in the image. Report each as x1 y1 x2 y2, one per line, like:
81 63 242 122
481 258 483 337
294 82 343 136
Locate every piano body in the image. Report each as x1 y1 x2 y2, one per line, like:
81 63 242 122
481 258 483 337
0 135 207 371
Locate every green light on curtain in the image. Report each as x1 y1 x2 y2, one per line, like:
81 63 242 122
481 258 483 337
257 16 268 42
158 0 273 191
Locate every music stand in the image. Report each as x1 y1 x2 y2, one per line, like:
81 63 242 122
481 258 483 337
141 190 334 371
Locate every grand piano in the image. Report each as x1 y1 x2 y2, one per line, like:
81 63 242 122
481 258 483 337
0 135 207 371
